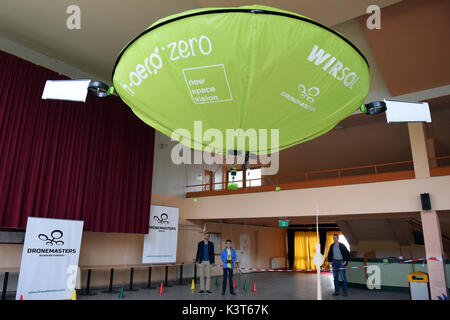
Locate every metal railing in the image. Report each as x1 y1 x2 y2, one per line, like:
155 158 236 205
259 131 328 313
185 155 450 195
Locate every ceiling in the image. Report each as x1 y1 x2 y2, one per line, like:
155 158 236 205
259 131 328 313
359 0 450 96
0 0 402 83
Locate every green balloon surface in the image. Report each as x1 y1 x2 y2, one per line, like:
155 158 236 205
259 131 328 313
113 5 370 155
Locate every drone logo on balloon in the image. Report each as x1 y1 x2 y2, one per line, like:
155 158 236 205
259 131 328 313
297 84 320 103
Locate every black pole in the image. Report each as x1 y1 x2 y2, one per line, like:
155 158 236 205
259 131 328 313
165 266 168 286
86 269 91 295
125 267 138 291
142 267 155 289
102 268 119 294
194 263 199 283
129 268 134 290
109 268 114 292
78 269 97 296
87 269 92 295
176 264 185 286
148 267 152 288
1 272 9 300
164 265 173 287
194 263 197 283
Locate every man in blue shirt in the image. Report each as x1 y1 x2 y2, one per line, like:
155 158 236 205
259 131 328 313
195 233 216 294
220 240 237 295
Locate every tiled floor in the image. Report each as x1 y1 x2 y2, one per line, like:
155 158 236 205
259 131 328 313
74 272 409 300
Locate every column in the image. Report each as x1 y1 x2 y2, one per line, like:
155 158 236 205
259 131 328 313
420 210 447 299
408 122 430 178
408 122 447 299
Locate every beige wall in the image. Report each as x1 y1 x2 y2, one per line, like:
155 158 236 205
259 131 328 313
180 176 450 220
204 222 286 277
0 243 22 269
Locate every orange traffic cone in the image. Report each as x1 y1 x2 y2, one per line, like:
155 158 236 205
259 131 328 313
252 281 257 293
233 278 236 290
19 295 23 300
159 281 164 295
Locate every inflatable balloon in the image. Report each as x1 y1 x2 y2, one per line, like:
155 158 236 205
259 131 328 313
112 5 370 155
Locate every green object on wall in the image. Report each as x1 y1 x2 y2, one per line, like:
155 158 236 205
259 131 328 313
112 5 369 155
228 182 238 190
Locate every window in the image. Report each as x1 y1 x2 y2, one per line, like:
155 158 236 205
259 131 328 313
228 170 243 188
246 168 261 187
209 233 222 254
227 167 262 188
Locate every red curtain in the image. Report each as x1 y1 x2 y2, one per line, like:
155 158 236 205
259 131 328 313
0 51 155 233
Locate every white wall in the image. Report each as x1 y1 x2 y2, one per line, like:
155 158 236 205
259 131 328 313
152 131 223 197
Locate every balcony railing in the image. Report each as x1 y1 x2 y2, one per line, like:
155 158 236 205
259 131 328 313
185 155 450 198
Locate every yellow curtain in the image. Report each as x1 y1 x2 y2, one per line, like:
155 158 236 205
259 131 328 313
306 231 318 271
323 231 342 270
293 231 318 271
293 232 308 270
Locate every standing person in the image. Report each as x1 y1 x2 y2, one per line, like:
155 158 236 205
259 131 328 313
220 240 237 296
327 234 350 296
195 233 216 294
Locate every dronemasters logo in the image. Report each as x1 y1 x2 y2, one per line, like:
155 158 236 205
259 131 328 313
27 230 77 257
39 230 64 246
151 213 176 232
154 213 169 224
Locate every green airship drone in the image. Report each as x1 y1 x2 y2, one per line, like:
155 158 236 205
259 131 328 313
43 5 387 161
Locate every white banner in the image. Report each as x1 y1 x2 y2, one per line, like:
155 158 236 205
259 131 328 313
142 205 179 264
16 217 84 300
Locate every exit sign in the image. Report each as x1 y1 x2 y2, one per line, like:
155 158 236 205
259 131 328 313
279 220 289 227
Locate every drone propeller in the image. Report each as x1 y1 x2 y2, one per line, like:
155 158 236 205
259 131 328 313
42 80 113 102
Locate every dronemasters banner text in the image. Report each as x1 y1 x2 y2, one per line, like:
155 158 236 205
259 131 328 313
16 217 83 300
142 205 179 264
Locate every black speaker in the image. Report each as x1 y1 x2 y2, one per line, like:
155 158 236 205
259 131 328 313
413 230 425 245
420 193 431 210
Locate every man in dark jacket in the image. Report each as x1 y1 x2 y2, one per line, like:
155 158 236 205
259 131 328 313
327 234 350 296
195 233 216 294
